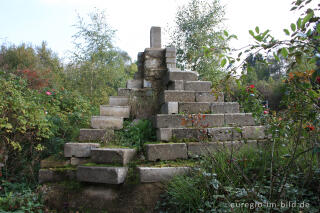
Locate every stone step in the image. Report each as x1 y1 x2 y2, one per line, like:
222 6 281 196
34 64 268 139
160 90 224 103
126 79 142 89
64 143 100 158
91 148 136 165
109 96 129 106
77 166 128 184
178 102 239 114
100 105 130 118
91 116 123 130
79 129 114 142
145 143 188 161
164 70 198 84
157 126 265 141
138 167 190 183
118 88 153 97
184 81 212 91
156 113 253 129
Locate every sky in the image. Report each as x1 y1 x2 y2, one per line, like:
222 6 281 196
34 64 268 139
0 0 302 62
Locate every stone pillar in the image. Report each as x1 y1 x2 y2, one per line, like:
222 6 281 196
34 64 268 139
150 26 161 48
165 47 176 69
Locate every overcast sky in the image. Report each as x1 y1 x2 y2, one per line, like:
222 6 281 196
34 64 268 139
0 0 302 62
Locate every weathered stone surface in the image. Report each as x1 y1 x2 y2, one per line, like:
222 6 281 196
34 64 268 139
160 102 178 114
166 46 176 53
167 80 184 90
187 141 247 156
242 126 265 139
39 168 76 184
70 157 91 166
225 113 255 126
179 102 211 114
130 88 154 97
161 90 195 103
167 63 176 68
156 114 224 128
134 71 143 80
91 148 136 165
109 96 129 106
166 58 175 63
139 167 190 183
83 186 119 202
184 81 212 91
207 127 241 141
40 158 70 168
156 128 172 141
144 68 167 79
165 70 198 82
64 143 100 158
79 129 114 142
145 143 187 161
91 116 123 130
127 79 142 89
77 166 128 184
210 102 239 114
118 88 131 96
196 92 224 102
100 106 130 118
172 128 206 141
143 80 152 88
150 26 161 48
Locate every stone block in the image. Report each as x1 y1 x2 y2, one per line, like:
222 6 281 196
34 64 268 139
144 68 167 80
134 71 143 80
156 128 172 141
179 102 211 114
210 102 240 114
196 92 224 102
64 143 100 158
184 81 212 91
39 168 76 184
167 63 176 68
172 128 207 141
161 91 195 103
166 46 176 53
165 52 176 57
242 126 265 140
79 129 114 142
207 127 241 141
138 167 190 183
100 106 130 118
150 26 161 48
91 116 123 130
143 80 152 88
160 102 178 114
166 58 175 63
118 88 131 96
70 157 91 166
126 79 142 89
187 142 221 156
145 143 188 161
40 158 70 168
165 70 198 83
168 80 184 90
225 113 255 126
91 148 136 165
77 166 128 184
109 96 129 106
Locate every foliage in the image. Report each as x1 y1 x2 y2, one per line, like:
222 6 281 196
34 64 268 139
169 0 229 84
112 119 156 152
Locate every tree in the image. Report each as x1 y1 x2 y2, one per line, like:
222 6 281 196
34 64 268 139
66 9 131 105
169 0 227 83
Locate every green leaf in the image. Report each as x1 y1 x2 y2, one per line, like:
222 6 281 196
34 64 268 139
281 48 288 58
273 52 280 61
284 29 290 35
221 58 227 67
297 18 302 29
223 30 229 37
302 12 313 28
261 30 270 39
255 26 260 34
316 23 320 33
290 23 296 32
249 30 255 37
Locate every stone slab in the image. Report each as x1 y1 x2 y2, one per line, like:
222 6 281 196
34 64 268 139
207 127 241 141
187 141 246 156
167 80 184 90
156 128 172 141
127 79 142 89
91 148 136 165
109 96 129 106
150 26 161 48
39 168 76 184
79 129 114 142
242 126 265 140
70 157 91 166
196 92 224 102
210 102 240 114
77 166 128 184
160 102 178 114
172 128 207 141
184 81 212 91
145 143 188 161
138 167 190 183
118 88 131 96
225 113 255 126
64 143 100 158
178 102 211 114
40 158 70 168
166 58 175 63
91 116 123 130
100 106 130 118
165 70 198 83
161 90 195 103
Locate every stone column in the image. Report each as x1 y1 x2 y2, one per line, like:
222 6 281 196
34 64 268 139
150 26 161 48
